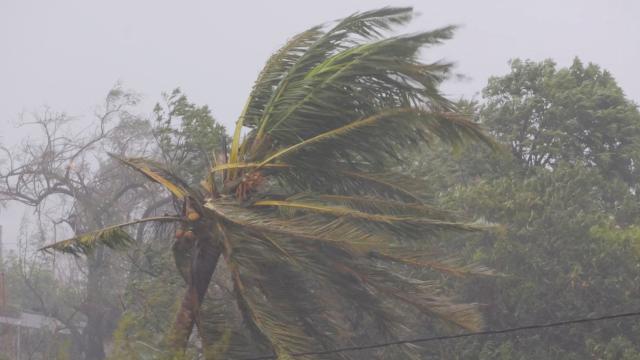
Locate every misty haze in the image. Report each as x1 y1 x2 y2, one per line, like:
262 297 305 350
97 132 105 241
1 1 640 359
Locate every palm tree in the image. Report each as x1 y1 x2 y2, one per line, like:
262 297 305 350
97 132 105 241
43 7 496 359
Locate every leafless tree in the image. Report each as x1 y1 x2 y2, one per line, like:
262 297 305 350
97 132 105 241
0 86 163 359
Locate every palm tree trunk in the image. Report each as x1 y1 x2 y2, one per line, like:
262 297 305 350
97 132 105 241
168 231 221 352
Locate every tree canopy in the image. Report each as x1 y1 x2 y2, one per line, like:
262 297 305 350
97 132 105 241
410 58 640 359
39 7 497 359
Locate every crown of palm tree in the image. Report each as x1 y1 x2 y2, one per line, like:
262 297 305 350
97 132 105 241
43 7 496 359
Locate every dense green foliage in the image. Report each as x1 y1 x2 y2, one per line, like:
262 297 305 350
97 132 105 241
412 58 640 359
483 58 640 185
153 88 228 184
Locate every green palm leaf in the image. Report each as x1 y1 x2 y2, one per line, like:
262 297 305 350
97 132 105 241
251 199 483 232
40 216 181 255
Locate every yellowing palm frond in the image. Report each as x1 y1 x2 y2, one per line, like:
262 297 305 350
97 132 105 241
110 154 194 200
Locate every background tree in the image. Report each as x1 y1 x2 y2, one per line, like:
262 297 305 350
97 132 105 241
0 86 229 359
0 87 160 359
482 58 640 185
410 58 640 359
152 88 228 184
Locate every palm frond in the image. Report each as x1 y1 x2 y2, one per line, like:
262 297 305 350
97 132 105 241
329 259 484 332
228 25 324 173
217 222 315 359
326 170 426 203
372 252 496 277
260 30 456 139
251 199 484 233
240 26 325 131
109 154 194 200
199 292 270 359
255 108 416 168
211 162 289 172
221 221 422 359
205 200 390 250
315 194 454 219
40 216 181 255
212 163 428 203
207 199 491 281
253 7 416 140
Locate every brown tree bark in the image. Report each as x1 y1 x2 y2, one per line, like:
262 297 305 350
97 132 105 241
168 227 222 353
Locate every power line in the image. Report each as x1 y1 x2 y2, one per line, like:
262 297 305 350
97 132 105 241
243 310 640 359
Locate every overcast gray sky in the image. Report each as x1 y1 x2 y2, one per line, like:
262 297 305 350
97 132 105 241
1 0 639 249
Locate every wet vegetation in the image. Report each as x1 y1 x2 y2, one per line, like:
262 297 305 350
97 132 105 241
1 7 640 360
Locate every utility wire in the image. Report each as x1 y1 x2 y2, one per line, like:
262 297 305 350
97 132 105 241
243 310 640 359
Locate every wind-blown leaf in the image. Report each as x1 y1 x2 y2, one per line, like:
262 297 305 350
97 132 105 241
211 162 289 173
315 194 454 219
40 216 181 255
256 108 417 168
251 199 485 232
253 7 417 139
217 222 315 359
211 163 427 203
371 252 496 278
110 154 194 199
206 200 389 249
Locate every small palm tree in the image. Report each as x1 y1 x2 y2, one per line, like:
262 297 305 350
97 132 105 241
44 7 496 359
